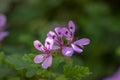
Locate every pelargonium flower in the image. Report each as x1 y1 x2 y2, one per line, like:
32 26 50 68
61 21 90 56
47 27 74 56
103 67 120 80
47 27 63 50
0 14 8 41
33 37 53 69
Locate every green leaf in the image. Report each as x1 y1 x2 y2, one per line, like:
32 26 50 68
0 52 4 66
52 56 65 69
5 54 30 70
36 69 56 79
22 53 38 68
0 66 12 78
55 75 67 80
63 64 90 80
8 77 20 80
72 55 83 65
26 67 37 78
22 53 35 64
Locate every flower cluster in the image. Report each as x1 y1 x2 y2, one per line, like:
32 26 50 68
0 14 8 41
33 21 90 69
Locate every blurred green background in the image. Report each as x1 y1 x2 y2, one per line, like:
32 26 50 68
0 0 120 80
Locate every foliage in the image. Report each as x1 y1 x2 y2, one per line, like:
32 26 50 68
0 52 90 80
0 0 120 80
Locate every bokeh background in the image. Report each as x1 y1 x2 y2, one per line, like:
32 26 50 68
0 0 120 80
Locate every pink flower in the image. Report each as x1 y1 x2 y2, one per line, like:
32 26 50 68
47 21 90 57
33 37 53 69
61 21 90 56
47 27 63 50
0 14 8 41
0 32 9 41
33 20 90 68
0 14 6 29
47 27 74 56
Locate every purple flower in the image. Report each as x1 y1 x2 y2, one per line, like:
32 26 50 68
33 37 53 69
47 21 90 57
0 14 6 30
0 14 8 41
47 27 74 56
47 27 63 50
33 20 90 69
103 67 120 80
0 32 9 41
61 21 90 56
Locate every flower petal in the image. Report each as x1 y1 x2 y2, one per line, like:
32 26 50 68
68 20 75 33
55 27 63 37
47 31 57 40
45 37 53 50
52 45 60 50
34 54 45 64
62 46 74 56
42 55 52 69
0 14 6 29
33 40 44 52
0 31 8 41
71 44 83 53
61 28 71 39
74 38 90 48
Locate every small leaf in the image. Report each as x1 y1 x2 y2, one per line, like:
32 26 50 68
52 56 65 69
5 54 30 70
0 66 13 78
22 53 35 64
26 67 37 78
55 75 67 80
63 64 90 80
0 52 4 66
8 77 20 80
